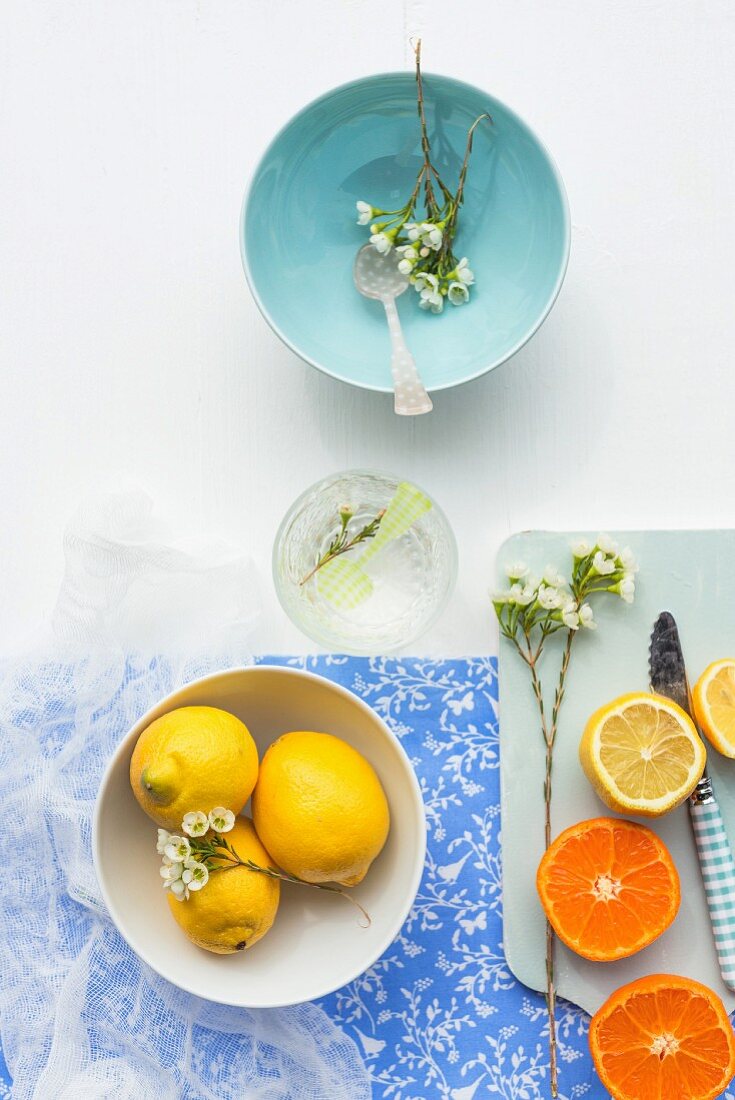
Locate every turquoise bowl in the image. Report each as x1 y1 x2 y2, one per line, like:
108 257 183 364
241 72 570 393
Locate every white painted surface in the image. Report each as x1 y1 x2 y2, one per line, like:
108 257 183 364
2 1 735 657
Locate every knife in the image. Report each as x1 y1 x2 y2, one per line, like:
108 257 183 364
649 610 735 991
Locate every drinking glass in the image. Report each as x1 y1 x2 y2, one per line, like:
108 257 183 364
273 470 457 653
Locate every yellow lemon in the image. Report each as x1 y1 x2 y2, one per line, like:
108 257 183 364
167 817 279 953
251 731 390 886
693 659 735 758
579 691 706 817
130 706 258 829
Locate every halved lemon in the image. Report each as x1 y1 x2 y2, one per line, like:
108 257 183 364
579 692 706 817
693 658 735 758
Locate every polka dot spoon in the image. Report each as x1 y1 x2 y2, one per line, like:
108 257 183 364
353 244 433 416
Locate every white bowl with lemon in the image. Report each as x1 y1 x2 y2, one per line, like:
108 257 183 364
93 665 425 1008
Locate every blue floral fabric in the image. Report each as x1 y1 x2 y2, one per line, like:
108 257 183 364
296 657 601 1100
5 655 732 1098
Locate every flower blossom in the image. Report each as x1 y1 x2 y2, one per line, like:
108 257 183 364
356 201 374 226
447 281 469 305
571 539 591 559
209 807 235 833
537 585 563 610
160 858 186 898
396 244 419 275
596 534 618 555
454 257 474 285
492 580 536 608
562 606 580 629
419 295 443 314
579 603 596 629
592 551 616 576
543 565 567 588
416 273 443 313
617 575 636 604
182 811 209 838
619 547 638 573
181 860 209 891
164 835 191 862
419 222 443 250
510 582 536 607
369 231 393 254
169 876 189 901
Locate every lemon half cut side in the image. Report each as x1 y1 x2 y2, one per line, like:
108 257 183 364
579 692 706 817
693 658 735 759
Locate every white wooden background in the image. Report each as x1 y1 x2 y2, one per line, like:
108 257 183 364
3 1 735 657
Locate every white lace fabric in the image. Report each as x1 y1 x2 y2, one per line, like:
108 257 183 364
0 494 371 1099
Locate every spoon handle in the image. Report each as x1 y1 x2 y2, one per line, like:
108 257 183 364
381 297 433 416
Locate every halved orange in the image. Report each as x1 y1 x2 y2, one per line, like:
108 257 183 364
590 974 735 1100
536 818 680 962
693 658 735 758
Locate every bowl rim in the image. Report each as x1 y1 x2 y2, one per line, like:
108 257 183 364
239 68 571 394
92 662 427 1008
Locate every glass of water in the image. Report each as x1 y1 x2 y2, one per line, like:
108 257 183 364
273 470 457 653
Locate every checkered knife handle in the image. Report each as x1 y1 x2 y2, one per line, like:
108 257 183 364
690 778 735 991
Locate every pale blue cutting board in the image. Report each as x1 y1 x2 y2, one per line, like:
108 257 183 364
499 530 735 1015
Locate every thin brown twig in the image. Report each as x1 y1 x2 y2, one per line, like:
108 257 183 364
512 624 578 1099
202 840 372 927
496 552 633 1099
413 39 439 217
445 112 492 235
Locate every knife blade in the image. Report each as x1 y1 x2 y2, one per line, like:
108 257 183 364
649 611 692 716
649 610 735 991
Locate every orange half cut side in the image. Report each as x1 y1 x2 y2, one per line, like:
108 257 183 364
590 973 735 1100
537 817 680 962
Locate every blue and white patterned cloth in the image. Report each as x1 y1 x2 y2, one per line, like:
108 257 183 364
1 654 707 1099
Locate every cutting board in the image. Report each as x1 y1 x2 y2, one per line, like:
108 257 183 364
499 530 735 1015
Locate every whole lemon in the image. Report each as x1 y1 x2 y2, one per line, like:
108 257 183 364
130 706 258 829
167 817 279 953
251 731 390 886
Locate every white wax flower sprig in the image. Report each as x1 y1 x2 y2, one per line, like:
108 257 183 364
354 41 490 315
154 810 370 923
493 536 637 635
491 534 638 1099
157 809 235 900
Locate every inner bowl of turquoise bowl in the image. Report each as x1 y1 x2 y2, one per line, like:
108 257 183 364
241 72 570 393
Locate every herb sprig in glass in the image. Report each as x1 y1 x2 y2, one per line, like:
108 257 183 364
300 503 385 586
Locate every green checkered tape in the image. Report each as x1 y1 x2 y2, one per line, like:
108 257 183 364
317 482 432 611
316 556 373 610
358 482 432 567
691 798 735 988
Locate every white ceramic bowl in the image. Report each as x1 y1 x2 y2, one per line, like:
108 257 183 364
93 665 426 1008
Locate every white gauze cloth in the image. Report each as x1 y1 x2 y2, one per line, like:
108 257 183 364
0 492 371 1100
